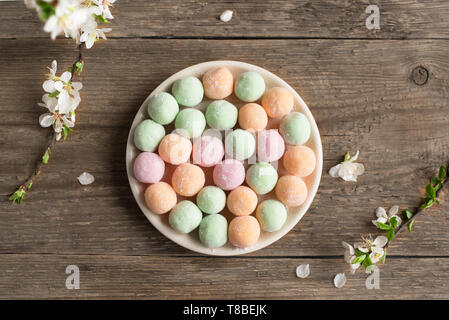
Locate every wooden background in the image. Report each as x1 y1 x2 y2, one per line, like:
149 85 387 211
1 0 448 299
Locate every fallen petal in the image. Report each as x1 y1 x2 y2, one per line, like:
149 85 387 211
334 273 347 288
77 172 95 185
389 205 399 215
376 207 387 218
220 10 233 22
296 264 310 278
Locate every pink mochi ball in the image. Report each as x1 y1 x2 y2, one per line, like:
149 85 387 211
192 135 224 167
133 152 165 183
257 129 285 162
213 159 245 191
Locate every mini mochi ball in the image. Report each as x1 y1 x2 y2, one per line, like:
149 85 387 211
171 76 204 107
275 175 308 207
199 214 228 248
147 92 179 125
202 67 234 100
283 145 316 178
238 103 268 132
228 216 261 248
196 186 226 214
192 135 224 167
158 133 192 165
175 108 206 138
227 186 258 216
172 163 205 197
261 87 294 118
213 159 245 191
205 100 238 130
257 129 285 162
133 152 165 183
234 71 266 102
279 112 311 146
246 162 278 195
144 181 177 214
169 200 202 234
225 129 256 161
256 199 287 232
133 119 165 152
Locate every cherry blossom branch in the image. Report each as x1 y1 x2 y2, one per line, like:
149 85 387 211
9 45 84 204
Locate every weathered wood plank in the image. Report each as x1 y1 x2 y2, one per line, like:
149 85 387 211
0 38 448 257
0 254 447 299
2 0 449 39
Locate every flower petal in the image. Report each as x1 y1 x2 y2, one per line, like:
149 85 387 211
54 81 64 92
78 172 95 185
341 241 355 255
60 71 72 83
352 163 365 176
373 236 388 248
329 164 341 178
333 273 347 288
43 80 55 93
72 81 83 91
39 113 54 127
295 264 310 278
350 150 360 162
349 262 360 274
355 243 369 253
376 207 387 219
389 205 399 216
338 162 358 181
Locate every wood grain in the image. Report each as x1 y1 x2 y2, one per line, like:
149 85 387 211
0 38 448 258
1 254 448 299
2 1 449 39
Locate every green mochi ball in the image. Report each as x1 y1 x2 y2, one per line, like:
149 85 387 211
147 92 179 125
256 199 287 232
199 214 228 248
205 100 238 130
279 112 311 146
246 162 278 195
234 71 266 102
175 108 206 138
133 119 165 152
169 200 203 234
225 129 256 161
196 186 226 214
172 76 204 107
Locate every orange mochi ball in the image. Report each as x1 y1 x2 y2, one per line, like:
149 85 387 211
158 133 192 165
283 146 316 177
144 182 177 214
227 186 258 216
261 87 294 118
172 163 205 197
238 103 268 132
202 67 234 100
228 216 261 248
275 175 308 207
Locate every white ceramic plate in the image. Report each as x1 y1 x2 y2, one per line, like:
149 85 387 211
126 61 322 256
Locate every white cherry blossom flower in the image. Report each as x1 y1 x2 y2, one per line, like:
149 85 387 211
80 21 111 49
329 150 365 182
39 95 75 141
92 0 116 20
372 205 402 228
354 235 387 264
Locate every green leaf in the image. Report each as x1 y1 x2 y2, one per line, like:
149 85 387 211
75 61 84 75
376 221 392 230
390 216 398 229
96 14 111 23
362 255 373 268
352 255 366 264
403 209 413 220
9 189 25 204
426 183 436 199
38 0 56 21
42 148 50 164
419 198 434 210
439 165 446 181
62 125 73 140
408 220 414 233
386 229 395 241
343 152 351 162
430 177 438 186
27 182 33 189
355 248 366 256
48 90 59 98
436 199 440 205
